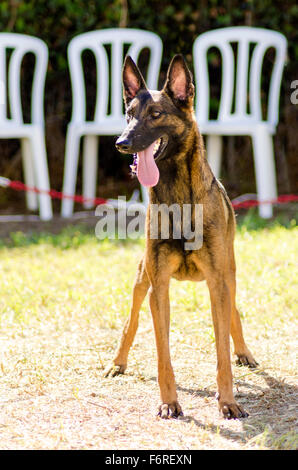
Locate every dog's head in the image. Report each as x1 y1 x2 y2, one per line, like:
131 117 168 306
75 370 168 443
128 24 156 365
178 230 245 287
115 54 195 187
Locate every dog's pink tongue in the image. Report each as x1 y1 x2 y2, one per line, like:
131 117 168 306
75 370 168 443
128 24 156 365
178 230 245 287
137 141 160 187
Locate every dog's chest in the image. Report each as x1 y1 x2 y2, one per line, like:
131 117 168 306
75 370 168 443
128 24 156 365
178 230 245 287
172 253 205 282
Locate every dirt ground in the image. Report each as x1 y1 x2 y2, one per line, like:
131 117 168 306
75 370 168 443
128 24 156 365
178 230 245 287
0 212 98 238
0 207 297 450
0 319 297 450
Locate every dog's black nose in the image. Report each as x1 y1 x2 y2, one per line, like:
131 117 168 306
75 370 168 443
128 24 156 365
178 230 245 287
115 137 132 153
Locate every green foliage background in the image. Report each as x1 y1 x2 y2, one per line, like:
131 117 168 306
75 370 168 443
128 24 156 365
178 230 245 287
0 0 297 208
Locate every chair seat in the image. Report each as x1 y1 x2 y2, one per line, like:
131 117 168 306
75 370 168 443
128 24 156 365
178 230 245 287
197 120 276 136
69 119 276 137
61 28 162 217
0 123 44 138
68 118 127 137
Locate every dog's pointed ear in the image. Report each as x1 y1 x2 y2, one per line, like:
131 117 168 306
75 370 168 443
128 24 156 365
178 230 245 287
122 56 147 106
163 54 194 106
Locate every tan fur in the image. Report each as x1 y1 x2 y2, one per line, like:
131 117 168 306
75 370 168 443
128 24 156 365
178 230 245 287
105 56 258 419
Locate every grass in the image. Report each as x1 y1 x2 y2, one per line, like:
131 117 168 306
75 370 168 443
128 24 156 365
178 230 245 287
0 209 297 450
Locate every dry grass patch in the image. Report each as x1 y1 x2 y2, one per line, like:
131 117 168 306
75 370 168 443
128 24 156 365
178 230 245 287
0 221 297 449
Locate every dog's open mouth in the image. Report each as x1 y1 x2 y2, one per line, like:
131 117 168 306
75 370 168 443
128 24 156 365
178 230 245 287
153 136 168 161
130 136 168 188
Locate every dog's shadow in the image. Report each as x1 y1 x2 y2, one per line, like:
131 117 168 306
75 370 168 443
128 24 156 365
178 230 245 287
149 369 298 449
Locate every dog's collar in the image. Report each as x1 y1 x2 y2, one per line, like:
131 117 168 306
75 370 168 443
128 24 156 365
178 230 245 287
130 154 138 176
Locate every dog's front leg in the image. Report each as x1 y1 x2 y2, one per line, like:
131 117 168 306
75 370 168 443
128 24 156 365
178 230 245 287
207 275 248 419
104 258 149 377
147 265 183 419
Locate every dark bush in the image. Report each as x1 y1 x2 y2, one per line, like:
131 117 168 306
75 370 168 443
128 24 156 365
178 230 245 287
0 0 297 210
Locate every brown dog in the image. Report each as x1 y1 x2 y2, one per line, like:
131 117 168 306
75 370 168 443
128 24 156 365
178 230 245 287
105 54 258 419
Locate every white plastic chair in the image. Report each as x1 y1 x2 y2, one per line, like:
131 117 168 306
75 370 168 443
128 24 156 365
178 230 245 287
61 28 162 217
0 33 52 220
193 27 287 218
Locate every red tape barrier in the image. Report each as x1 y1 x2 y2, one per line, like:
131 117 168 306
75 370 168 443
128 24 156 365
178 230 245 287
231 194 298 209
1 177 298 209
6 179 107 206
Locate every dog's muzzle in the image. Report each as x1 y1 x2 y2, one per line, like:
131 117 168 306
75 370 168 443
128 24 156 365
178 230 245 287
115 137 133 154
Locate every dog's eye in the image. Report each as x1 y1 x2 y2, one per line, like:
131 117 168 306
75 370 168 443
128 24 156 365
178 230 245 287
126 108 135 121
151 110 161 119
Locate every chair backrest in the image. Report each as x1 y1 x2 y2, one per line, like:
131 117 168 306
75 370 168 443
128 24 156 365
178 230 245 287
67 28 163 126
0 33 48 126
193 27 287 128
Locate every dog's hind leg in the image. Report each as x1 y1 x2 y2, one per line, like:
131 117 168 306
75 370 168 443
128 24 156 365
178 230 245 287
104 258 149 377
231 306 258 368
226 253 258 368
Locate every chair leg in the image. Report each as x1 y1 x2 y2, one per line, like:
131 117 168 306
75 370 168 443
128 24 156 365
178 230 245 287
206 135 222 178
21 137 38 211
252 127 277 219
61 126 81 218
30 129 53 221
82 135 98 209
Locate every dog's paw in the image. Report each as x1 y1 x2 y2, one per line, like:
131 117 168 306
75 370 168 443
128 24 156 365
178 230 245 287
217 399 249 420
103 363 126 378
236 351 258 369
157 402 183 419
